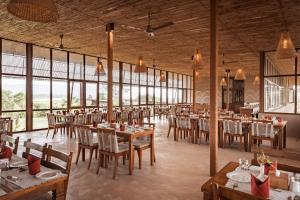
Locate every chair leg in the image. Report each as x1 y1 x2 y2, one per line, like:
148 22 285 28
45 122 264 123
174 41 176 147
122 155 126 165
95 149 98 159
113 156 119 179
88 148 94 170
96 152 102 174
239 136 243 150
76 146 82 165
137 149 142 169
167 126 171 137
46 127 50 137
52 128 57 139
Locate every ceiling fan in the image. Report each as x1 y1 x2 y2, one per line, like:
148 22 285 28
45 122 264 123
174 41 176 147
47 34 81 50
121 11 174 38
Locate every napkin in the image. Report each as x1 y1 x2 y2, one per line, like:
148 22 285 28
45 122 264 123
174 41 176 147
264 160 277 175
0 146 12 160
251 174 270 199
28 155 41 175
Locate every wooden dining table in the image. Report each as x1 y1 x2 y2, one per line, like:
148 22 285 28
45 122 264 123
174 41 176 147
0 156 68 200
90 125 155 175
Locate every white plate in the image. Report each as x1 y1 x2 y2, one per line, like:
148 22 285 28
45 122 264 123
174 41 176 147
36 171 60 180
9 161 27 168
226 171 251 183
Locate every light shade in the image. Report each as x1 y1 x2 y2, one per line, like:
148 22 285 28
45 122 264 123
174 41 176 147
134 56 147 73
234 69 246 80
95 61 106 76
195 70 200 80
253 75 260 85
192 49 203 68
7 0 58 23
276 31 296 59
160 72 166 82
220 77 227 86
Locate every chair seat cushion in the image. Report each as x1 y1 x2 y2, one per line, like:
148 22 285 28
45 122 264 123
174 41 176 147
118 143 129 153
133 140 150 148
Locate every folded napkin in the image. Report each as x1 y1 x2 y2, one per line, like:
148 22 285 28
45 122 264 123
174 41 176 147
251 174 270 199
28 155 41 175
0 146 12 160
264 161 277 175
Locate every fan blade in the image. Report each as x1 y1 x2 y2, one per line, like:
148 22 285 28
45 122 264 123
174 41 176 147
152 21 174 31
120 24 144 32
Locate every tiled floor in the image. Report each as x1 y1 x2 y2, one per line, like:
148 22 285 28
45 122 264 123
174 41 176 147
14 117 300 200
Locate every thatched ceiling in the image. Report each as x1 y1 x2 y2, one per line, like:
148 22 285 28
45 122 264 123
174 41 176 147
0 0 300 76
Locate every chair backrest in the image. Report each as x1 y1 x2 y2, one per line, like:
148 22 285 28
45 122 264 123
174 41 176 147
74 125 94 146
74 114 88 125
199 118 209 132
22 139 47 159
91 113 102 124
43 145 73 174
168 116 175 126
1 134 19 154
211 183 265 200
47 113 56 126
0 119 12 135
251 122 274 138
121 110 129 122
223 120 242 135
97 128 119 153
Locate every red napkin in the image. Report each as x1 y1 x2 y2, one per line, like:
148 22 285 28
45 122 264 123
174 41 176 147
28 155 41 175
264 160 277 175
0 146 12 160
277 117 282 122
120 124 125 131
92 121 97 128
251 174 270 199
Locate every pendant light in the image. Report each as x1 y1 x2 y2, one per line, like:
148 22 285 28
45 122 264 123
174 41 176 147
253 75 260 85
276 31 296 59
134 56 147 73
234 69 246 80
95 60 106 76
220 78 227 86
195 69 200 80
7 0 58 23
160 71 166 82
192 49 203 68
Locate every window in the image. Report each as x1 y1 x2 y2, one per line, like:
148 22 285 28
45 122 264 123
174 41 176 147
122 84 131 106
132 67 139 84
52 79 67 109
113 84 119 106
85 56 98 81
155 87 161 104
162 87 167 104
140 72 147 85
52 50 67 79
123 64 131 84
99 83 107 107
132 85 139 105
86 82 97 107
69 53 84 80
140 86 147 104
99 59 108 82
113 61 120 83
168 72 173 88
148 68 155 86
155 69 161 86
33 78 50 109
70 81 83 107
168 88 173 104
33 46 50 77
148 86 154 104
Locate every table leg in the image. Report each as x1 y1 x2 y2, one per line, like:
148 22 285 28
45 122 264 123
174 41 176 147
82 148 85 161
219 124 224 148
150 133 154 166
54 181 66 200
129 137 133 175
173 126 177 141
278 127 283 150
283 125 287 148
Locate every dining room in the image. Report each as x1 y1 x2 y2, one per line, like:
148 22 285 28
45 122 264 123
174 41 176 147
0 0 299 200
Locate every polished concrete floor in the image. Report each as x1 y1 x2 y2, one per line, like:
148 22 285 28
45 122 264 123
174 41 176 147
14 118 300 200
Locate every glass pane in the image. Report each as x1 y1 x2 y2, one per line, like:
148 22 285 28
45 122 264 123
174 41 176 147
85 56 98 81
132 85 139 105
148 68 155 86
52 50 67 78
174 73 178 88
168 72 173 87
69 53 84 80
264 52 295 76
155 70 160 86
2 40 26 75
33 46 50 77
178 89 183 103
122 84 131 106
70 81 83 107
162 87 167 104
264 76 295 113
178 74 183 88
33 78 50 110
161 71 166 87
113 61 119 83
33 110 49 129
132 69 139 84
173 88 178 104
2 76 26 111
187 90 191 103
52 79 67 109
123 63 131 84
168 88 173 104
140 86 146 104
140 72 147 85
86 82 97 106
183 75 187 88
99 83 107 107
297 77 300 113
99 59 108 82
2 112 26 132
155 87 161 104
113 84 119 106
148 87 154 104
182 89 187 103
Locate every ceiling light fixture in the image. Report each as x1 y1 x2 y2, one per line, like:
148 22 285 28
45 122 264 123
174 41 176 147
160 71 166 82
234 69 246 80
220 78 227 86
134 56 147 73
95 60 106 76
7 0 58 23
276 31 296 59
253 75 260 85
192 49 203 68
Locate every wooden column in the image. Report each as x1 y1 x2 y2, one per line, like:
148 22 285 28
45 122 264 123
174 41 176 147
106 23 114 122
192 68 196 112
119 62 123 109
209 0 218 176
26 44 33 131
259 52 264 113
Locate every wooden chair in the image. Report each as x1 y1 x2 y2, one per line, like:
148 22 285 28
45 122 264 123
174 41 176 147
0 134 19 154
42 146 73 200
198 118 210 144
167 115 176 138
250 122 277 150
0 119 12 136
46 113 67 139
211 183 265 200
90 113 102 124
251 146 300 173
176 117 192 141
223 120 246 150
74 124 98 170
96 128 129 179
22 138 47 159
133 122 156 169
